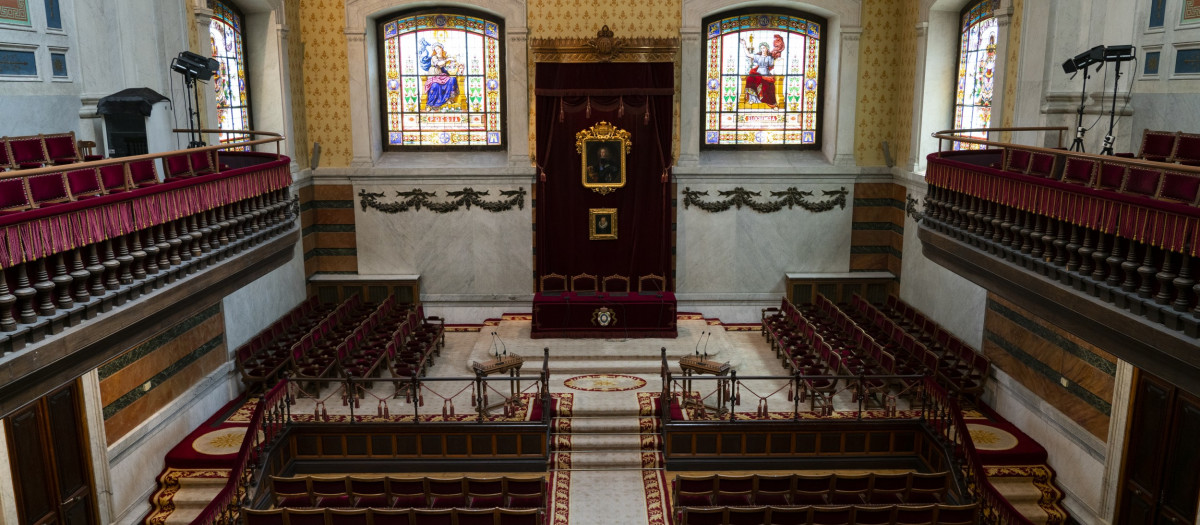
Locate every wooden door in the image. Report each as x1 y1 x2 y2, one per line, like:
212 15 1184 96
1117 372 1200 525
4 382 97 525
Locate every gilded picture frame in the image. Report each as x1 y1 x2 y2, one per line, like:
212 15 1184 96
589 208 617 240
576 121 632 195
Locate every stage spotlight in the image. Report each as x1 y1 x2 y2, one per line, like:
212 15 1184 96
170 51 219 81
1104 45 1136 62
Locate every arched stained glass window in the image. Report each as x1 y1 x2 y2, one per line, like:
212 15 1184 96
953 0 998 150
209 0 252 147
380 10 504 148
702 11 824 147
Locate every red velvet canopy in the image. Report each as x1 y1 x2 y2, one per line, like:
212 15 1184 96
534 62 674 290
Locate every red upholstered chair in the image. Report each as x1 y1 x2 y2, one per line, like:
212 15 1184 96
497 508 541 525
0 177 32 213
1170 132 1200 165
98 164 130 193
601 274 630 293
716 474 754 493
328 508 370 525
681 507 725 525
1095 162 1127 191
894 504 938 525
0 138 13 171
312 477 352 508
1061 157 1097 185
828 473 872 505
285 508 329 525
766 506 811 525
271 476 314 507
242 509 286 525
1139 129 1178 162
638 273 666 293
867 472 909 504
935 504 981 525
539 273 566 294
906 472 949 504
26 172 71 208
189 149 216 175
504 478 545 498
755 474 793 493
348 477 390 507
6 135 49 168
465 478 502 495
366 509 410 525
164 153 193 179
66 167 103 199
1027 152 1059 178
1157 170 1200 205
570 273 598 293
1003 148 1031 173
411 508 453 525
128 159 159 187
454 508 496 525
810 505 853 525
726 506 768 525
852 506 896 525
676 474 717 493
43 132 80 164
1122 167 1163 197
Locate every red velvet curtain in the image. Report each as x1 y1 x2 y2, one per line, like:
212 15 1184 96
534 63 674 289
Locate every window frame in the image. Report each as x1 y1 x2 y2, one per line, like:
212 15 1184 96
698 6 827 151
950 0 997 149
208 0 254 146
375 6 507 152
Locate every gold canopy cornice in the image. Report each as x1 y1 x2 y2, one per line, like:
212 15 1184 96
530 25 679 63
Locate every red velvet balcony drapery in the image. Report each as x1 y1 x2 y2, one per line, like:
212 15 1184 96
534 62 673 290
926 153 1200 256
0 155 291 268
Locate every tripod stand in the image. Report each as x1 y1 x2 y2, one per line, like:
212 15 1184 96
1070 67 1092 153
1100 59 1124 156
181 75 206 148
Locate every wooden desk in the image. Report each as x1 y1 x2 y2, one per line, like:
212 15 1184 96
679 355 731 415
472 354 525 412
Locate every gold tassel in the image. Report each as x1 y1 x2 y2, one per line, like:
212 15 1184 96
449 401 455 417
442 401 448 419
787 386 794 402
354 397 360 409
383 404 389 417
342 393 348 406
321 406 329 421
377 402 383 417
405 389 412 404
419 394 424 407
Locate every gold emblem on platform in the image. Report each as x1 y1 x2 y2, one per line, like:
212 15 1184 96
591 307 617 327
577 121 631 195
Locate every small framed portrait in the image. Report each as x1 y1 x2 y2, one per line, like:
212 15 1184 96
589 208 617 240
576 121 632 195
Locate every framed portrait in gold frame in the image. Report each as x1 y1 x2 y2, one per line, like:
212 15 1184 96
576 121 632 195
589 208 617 240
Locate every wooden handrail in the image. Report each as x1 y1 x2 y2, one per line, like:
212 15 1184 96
0 128 285 180
931 126 1200 174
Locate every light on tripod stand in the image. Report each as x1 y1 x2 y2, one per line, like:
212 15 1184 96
1062 45 1104 75
1103 45 1135 62
170 51 220 148
1099 45 1136 156
1063 45 1105 153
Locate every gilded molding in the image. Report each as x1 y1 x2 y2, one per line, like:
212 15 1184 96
682 187 848 214
530 26 679 63
358 188 527 214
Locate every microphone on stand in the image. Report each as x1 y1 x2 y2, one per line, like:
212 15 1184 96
702 331 712 360
695 331 705 357
491 332 500 358
498 332 509 357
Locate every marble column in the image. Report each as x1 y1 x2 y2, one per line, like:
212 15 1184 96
988 0 1014 144
79 370 115 523
905 22 930 172
192 3 218 146
676 27 702 168
505 27 530 168
1099 359 1135 524
346 28 373 167
833 26 861 167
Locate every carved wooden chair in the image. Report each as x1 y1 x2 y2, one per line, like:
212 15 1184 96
570 273 598 293
1138 129 1178 162
539 273 567 294
638 273 666 293
601 274 630 293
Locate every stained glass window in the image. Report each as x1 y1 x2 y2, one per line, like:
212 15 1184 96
380 11 503 148
953 0 998 150
209 0 252 147
702 11 823 147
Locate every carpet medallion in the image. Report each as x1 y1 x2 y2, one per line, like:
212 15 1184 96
190 427 259 456
563 374 647 392
967 422 1019 451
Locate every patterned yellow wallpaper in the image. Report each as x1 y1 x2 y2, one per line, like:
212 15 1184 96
999 0 1023 143
854 0 919 167
526 0 680 39
299 0 352 167
285 0 310 168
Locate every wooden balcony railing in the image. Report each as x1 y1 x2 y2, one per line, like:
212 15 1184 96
923 127 1200 339
0 130 296 353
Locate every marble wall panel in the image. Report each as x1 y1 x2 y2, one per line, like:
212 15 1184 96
222 243 308 351
676 183 853 296
354 183 534 299
898 185 987 348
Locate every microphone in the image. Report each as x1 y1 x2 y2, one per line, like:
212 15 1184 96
498 332 508 356
695 331 705 356
702 331 712 360
491 332 500 358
